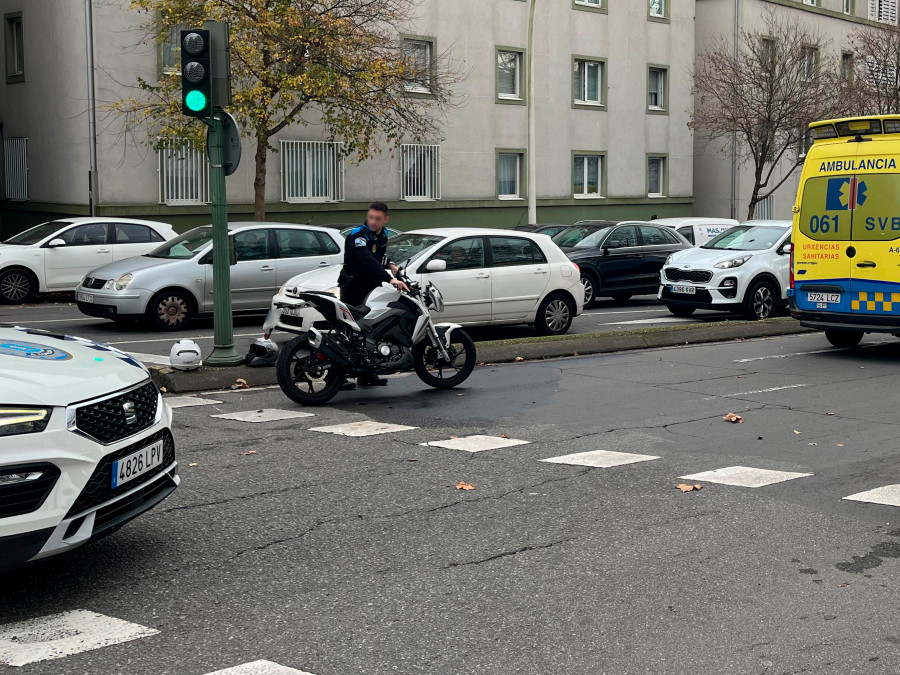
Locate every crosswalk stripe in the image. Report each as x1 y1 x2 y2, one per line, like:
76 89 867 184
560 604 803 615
541 449 660 468
843 484 900 507
211 409 317 423
165 396 222 409
204 660 316 675
680 466 813 488
421 435 530 452
0 610 157 667
310 421 418 436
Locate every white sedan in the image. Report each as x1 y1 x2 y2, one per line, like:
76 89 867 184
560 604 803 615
265 228 584 336
0 326 178 570
0 217 177 304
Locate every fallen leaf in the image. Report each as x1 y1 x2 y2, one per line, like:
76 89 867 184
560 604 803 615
837 444 844 447
457 393 464 397
827 412 836 416
573 351 579 356
500 433 509 439
159 386 168 393
434 417 441 420
240 450 258 456
450 435 458 439
676 483 703 492
809 443 818 446
793 430 802 435
188 462 198 467
456 481 475 491
231 378 250 390
723 413 744 423
839 583 849 587
407 458 418 462
514 356 525 362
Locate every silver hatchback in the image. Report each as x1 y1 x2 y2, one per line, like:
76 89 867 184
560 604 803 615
75 222 344 330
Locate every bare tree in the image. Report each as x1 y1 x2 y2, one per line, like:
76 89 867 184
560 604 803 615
842 23 900 114
691 11 843 220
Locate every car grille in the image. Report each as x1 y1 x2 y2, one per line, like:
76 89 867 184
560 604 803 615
0 463 61 518
73 382 159 444
665 268 713 283
93 468 178 532
82 277 107 290
66 428 175 518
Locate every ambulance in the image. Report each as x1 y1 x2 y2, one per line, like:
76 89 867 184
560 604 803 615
790 115 900 347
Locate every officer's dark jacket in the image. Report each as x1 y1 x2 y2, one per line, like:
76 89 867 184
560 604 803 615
339 224 391 303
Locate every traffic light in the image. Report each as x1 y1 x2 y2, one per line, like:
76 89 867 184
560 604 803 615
181 29 211 118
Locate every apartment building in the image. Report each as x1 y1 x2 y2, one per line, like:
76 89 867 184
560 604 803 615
0 0 695 236
694 0 899 221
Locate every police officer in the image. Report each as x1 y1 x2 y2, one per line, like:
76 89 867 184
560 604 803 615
338 202 409 388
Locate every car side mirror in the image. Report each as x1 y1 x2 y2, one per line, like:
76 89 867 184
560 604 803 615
780 243 792 255
425 259 447 273
47 238 66 248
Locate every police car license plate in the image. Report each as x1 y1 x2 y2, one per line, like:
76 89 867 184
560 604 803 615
111 440 164 489
807 292 840 304
76 292 93 303
671 285 696 295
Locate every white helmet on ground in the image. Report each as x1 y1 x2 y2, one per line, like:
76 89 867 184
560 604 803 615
246 337 278 367
170 339 202 371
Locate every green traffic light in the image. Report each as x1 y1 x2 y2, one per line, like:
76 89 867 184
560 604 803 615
185 89 208 113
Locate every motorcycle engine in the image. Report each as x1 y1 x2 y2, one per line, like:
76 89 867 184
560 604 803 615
365 338 404 365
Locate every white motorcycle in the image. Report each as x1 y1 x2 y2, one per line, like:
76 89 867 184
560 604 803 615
269 260 476 405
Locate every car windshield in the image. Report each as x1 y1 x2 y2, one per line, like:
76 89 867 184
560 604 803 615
3 221 72 245
573 227 617 248
552 225 610 248
146 226 213 258
702 226 786 251
389 233 447 268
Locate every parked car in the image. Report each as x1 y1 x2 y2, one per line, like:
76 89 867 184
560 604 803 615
514 224 571 238
0 217 177 304
0 325 177 570
75 222 345 330
265 228 584 337
652 217 740 246
659 220 792 320
339 226 401 239
552 221 691 306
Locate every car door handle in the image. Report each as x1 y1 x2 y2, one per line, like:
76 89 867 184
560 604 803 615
534 268 548 275
476 272 490 279
318 261 329 266
260 265 275 272
856 261 877 268
96 248 110 253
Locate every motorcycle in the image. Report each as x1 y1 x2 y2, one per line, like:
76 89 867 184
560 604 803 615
270 260 476 405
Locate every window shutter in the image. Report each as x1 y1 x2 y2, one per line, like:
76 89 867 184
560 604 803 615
498 52 518 96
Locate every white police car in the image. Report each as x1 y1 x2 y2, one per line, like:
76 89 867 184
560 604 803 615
0 326 177 570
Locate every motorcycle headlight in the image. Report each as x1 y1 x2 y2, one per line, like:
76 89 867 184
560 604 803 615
715 255 752 269
326 286 341 298
115 273 134 290
0 407 51 437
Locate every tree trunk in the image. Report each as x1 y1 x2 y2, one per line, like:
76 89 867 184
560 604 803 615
253 135 268 222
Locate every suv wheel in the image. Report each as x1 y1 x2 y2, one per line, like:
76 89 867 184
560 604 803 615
535 294 575 336
0 268 36 304
825 329 863 348
743 279 777 320
666 305 696 318
581 274 597 308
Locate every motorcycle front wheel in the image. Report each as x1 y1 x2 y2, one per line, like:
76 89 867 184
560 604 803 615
413 330 477 389
276 335 344 405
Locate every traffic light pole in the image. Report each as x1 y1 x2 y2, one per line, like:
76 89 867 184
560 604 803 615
204 109 242 366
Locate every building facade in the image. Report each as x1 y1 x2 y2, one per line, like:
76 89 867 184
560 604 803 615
0 0 695 236
693 0 898 222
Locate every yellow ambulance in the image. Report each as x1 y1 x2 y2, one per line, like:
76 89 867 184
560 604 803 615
790 115 900 347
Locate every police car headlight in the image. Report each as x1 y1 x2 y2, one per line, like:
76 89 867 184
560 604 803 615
715 255 752 269
0 407 51 437
115 273 134 290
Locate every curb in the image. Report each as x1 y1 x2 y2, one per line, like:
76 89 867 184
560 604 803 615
149 317 812 393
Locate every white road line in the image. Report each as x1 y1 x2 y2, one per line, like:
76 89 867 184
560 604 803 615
107 332 262 346
164 396 223 409
212 409 316 423
0 317 96 324
843 485 900 507
541 449 659 468
421 435 530 452
703 384 810 400
310 421 418 437
680 466 813 488
582 309 671 317
613 317 696 325
127 351 172 366
733 349 835 363
204 660 316 675
0 610 158 667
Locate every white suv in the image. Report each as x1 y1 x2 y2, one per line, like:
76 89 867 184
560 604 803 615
658 220 792 320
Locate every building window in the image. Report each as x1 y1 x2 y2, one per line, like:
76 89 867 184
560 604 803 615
866 56 898 85
756 195 773 220
647 156 667 197
800 46 818 82
402 37 434 94
843 0 854 14
157 140 210 205
870 0 898 24
841 52 854 80
573 0 606 10
401 144 441 201
497 49 524 102
649 0 667 19
648 67 668 111
3 137 27 200
160 25 184 76
802 0 817 6
498 152 523 199
4 12 24 83
280 140 344 203
573 154 603 197
574 59 605 106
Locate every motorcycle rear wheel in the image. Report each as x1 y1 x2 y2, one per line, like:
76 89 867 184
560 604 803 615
276 335 344 405
413 330 477 389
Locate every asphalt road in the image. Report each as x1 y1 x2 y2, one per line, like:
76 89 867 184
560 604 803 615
0 293 759 365
3 332 900 674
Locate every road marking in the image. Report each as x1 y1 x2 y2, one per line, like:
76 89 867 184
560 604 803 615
127 351 172 366
310 421 418 436
204 660 316 675
165 396 223 409
0 317 95 324
212 409 316 423
680 466 813 488
108 332 261 346
582 309 671 317
0 610 158 667
421 435 530 452
541 449 660 468
704 384 810 400
733 349 835 363
613 317 697 325
843 484 900 507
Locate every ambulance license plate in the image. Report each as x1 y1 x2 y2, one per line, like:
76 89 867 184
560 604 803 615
670 285 696 295
807 292 840 304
